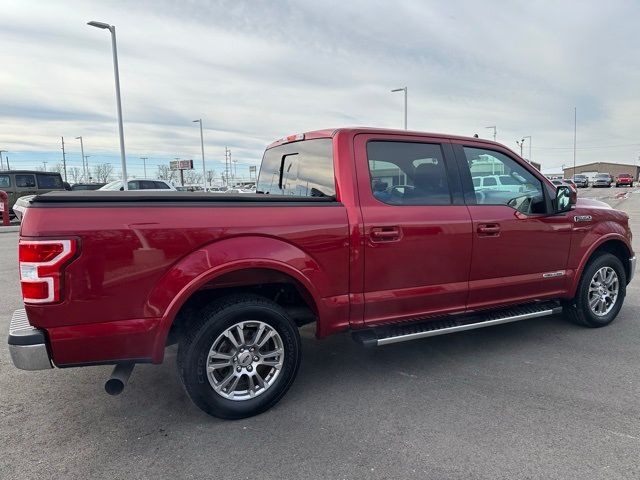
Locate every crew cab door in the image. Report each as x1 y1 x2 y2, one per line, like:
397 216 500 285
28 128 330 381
354 134 472 325
452 142 573 309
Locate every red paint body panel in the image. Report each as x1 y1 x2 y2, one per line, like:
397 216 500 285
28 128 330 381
17 128 634 367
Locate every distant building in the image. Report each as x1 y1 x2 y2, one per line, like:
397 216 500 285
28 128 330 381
563 162 640 180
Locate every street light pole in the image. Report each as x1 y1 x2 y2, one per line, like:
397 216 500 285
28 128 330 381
485 126 497 141
84 156 91 179
523 135 532 161
193 119 207 191
573 107 577 175
0 150 5 170
391 87 408 130
75 136 86 181
140 157 148 178
88 21 128 190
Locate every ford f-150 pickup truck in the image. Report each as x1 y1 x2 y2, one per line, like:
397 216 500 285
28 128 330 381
9 128 635 419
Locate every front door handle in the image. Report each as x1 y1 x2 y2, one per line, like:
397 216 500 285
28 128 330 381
477 223 500 236
370 226 401 242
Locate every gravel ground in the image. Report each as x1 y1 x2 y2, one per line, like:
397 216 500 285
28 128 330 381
1 186 639 480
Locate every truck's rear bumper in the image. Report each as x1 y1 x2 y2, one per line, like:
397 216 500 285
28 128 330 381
8 309 52 370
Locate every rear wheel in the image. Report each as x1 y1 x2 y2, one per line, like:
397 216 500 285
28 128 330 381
564 253 626 327
177 294 301 419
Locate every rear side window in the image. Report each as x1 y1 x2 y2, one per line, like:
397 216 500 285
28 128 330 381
257 138 335 197
15 174 36 188
36 174 63 189
139 180 157 189
367 141 451 205
154 181 170 189
0 175 10 188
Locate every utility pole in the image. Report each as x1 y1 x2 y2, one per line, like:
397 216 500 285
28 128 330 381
61 136 68 182
233 159 237 180
225 147 231 186
5 156 9 170
485 126 497 141
0 150 5 170
43 160 48 171
140 157 148 178
76 136 86 180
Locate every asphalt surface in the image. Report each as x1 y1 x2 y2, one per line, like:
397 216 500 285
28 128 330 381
1 186 640 480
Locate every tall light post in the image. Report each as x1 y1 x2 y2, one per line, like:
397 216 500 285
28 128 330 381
516 138 525 157
573 107 577 175
485 126 497 141
75 136 86 181
84 155 91 179
391 87 408 130
192 119 207 191
88 21 128 190
523 135 532 161
0 150 6 170
140 157 148 178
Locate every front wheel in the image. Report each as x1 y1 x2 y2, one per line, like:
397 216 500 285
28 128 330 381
564 253 626 327
177 294 301 419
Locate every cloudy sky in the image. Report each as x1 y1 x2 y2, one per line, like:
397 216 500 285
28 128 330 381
1 0 639 181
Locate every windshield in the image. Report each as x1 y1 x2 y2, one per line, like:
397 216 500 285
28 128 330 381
256 138 335 197
595 174 609 179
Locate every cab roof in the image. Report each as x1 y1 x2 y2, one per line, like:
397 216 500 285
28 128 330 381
266 127 507 150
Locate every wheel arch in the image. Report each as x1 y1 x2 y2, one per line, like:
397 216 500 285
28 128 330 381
147 236 334 363
569 235 632 297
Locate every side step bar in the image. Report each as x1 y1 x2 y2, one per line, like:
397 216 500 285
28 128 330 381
352 301 563 347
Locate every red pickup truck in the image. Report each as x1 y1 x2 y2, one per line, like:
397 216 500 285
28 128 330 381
9 128 635 419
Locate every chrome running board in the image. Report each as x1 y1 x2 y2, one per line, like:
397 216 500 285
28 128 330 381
352 301 563 347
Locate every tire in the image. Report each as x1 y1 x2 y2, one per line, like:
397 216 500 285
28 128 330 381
177 294 302 419
564 253 626 327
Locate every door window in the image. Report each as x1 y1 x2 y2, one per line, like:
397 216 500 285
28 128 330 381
0 175 10 188
15 174 36 188
463 147 545 214
153 181 170 189
367 141 451 205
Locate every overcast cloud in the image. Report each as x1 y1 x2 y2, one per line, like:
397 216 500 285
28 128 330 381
1 0 639 178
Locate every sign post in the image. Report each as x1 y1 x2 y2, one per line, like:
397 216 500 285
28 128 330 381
170 159 194 187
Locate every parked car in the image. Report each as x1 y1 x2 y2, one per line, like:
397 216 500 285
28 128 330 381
572 174 589 188
593 173 613 188
615 173 634 187
0 170 66 217
472 174 523 193
99 179 176 191
71 183 106 191
9 128 634 420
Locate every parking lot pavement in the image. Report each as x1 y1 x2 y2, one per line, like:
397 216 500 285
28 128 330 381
2 191 640 480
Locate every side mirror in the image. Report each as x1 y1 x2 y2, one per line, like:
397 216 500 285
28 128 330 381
555 185 576 212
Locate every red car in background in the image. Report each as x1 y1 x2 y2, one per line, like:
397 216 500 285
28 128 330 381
615 173 634 187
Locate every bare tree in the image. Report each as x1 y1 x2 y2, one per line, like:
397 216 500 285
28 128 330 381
183 169 202 185
93 163 114 183
68 167 82 184
49 163 64 174
156 165 178 183
206 169 216 186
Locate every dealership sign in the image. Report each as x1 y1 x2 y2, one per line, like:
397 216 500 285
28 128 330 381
170 160 194 171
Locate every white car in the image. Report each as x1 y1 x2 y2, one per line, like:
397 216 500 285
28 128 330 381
472 175 523 193
99 179 176 191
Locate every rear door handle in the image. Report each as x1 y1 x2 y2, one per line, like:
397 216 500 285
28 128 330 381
370 226 401 242
477 223 500 236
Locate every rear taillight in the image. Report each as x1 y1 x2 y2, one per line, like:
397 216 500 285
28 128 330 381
19 239 77 304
